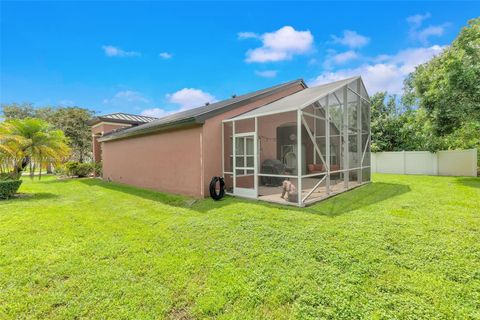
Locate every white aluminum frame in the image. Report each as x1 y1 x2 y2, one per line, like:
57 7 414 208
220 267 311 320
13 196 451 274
232 131 257 199
222 77 371 206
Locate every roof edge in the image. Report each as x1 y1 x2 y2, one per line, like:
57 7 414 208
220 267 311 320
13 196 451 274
98 117 198 142
101 78 306 142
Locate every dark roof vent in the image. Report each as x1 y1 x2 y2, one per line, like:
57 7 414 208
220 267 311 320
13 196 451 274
205 102 210 106
232 94 237 98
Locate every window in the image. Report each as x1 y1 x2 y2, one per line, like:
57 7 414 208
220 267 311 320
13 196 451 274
231 136 254 176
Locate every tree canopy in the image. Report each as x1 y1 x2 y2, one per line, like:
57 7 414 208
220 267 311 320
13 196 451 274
1 104 94 162
0 118 70 179
372 18 480 156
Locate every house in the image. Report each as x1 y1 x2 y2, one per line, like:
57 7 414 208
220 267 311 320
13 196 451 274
91 77 371 206
90 113 158 163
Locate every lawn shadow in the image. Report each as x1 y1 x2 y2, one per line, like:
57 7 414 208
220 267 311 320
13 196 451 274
77 178 411 215
304 182 411 217
77 178 235 212
1 192 59 203
455 176 480 189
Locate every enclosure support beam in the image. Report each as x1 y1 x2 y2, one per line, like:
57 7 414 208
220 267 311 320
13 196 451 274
343 86 349 188
357 80 363 184
297 109 303 207
301 114 328 170
325 94 330 194
302 175 327 202
361 135 370 165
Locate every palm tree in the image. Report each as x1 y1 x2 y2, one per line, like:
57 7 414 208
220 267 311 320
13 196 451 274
0 118 70 179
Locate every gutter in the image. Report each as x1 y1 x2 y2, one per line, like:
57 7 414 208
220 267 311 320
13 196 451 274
98 117 198 142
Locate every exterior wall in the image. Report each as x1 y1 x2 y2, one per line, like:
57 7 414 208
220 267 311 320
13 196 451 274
92 123 131 163
202 83 305 196
102 125 203 197
371 149 477 177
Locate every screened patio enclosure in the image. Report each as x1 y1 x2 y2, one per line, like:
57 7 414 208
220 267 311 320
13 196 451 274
222 76 371 207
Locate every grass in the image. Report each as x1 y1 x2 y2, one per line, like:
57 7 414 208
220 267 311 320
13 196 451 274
0 174 479 319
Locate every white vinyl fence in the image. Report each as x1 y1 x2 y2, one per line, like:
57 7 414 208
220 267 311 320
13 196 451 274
371 149 478 177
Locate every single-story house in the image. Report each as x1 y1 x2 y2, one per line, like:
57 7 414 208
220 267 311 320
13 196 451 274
91 77 371 206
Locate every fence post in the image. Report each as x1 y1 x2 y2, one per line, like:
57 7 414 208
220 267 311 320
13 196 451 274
403 151 406 174
433 152 439 176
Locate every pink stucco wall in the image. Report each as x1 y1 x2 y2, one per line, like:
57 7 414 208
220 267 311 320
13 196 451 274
92 123 131 163
102 125 203 197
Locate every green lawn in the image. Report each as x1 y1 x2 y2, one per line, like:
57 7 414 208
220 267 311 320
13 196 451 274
0 174 479 319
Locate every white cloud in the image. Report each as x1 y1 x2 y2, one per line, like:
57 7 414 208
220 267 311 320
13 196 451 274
166 88 216 110
159 52 173 59
103 90 150 108
141 108 168 118
102 45 140 57
324 50 359 68
255 70 278 78
406 13 431 29
238 32 259 39
407 13 447 44
244 26 314 63
416 26 446 44
311 45 444 94
331 30 370 48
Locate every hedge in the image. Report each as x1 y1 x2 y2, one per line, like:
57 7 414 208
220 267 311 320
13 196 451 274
0 180 23 199
65 162 93 177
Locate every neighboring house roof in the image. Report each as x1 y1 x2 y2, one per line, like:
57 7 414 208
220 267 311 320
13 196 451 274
230 76 366 121
99 79 306 142
89 112 158 126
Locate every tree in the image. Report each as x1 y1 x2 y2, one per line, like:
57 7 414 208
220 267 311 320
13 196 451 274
370 92 442 152
0 118 70 179
403 17 480 136
370 92 404 152
1 104 94 162
49 107 94 162
1 103 35 120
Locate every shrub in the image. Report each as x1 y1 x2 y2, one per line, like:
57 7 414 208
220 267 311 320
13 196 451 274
54 164 66 176
0 172 20 181
94 162 102 177
0 180 22 199
65 162 93 177
0 173 13 181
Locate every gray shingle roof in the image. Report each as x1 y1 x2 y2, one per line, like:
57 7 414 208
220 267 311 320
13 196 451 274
99 79 306 142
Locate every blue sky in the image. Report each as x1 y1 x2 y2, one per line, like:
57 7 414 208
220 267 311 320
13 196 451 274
1 1 478 118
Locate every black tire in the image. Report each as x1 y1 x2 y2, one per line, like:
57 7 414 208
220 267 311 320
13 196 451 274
209 176 225 200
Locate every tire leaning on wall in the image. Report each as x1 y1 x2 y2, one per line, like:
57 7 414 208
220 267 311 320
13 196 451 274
209 176 225 200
